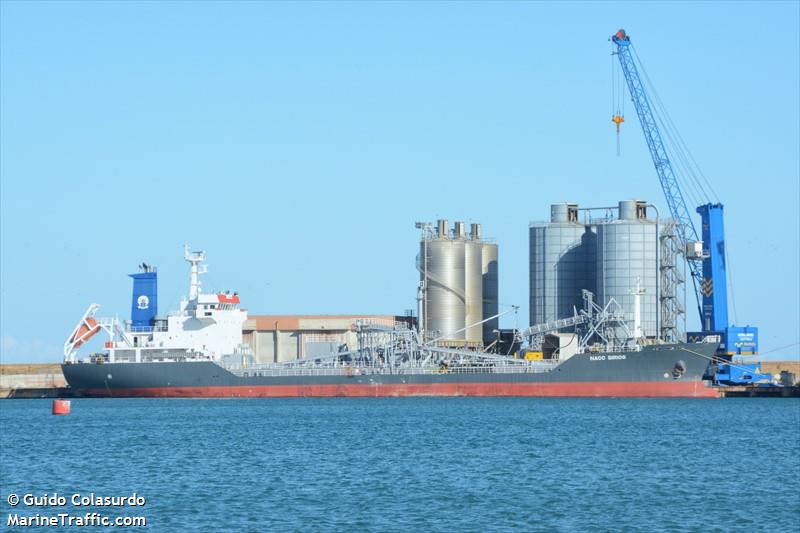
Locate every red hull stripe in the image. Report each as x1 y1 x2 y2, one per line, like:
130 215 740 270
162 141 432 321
82 380 719 398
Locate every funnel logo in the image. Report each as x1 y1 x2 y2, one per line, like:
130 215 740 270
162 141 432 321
137 295 150 310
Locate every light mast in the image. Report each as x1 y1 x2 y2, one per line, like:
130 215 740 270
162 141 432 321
184 245 208 302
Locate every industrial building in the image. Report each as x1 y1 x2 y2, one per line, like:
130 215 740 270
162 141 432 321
242 315 415 364
530 200 675 341
417 220 498 347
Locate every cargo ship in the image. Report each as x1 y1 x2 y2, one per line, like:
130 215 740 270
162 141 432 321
61 247 720 398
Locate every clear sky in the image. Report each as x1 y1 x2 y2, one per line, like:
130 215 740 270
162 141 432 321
1 1 798 363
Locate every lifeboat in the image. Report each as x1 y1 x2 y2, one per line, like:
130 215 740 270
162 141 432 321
69 317 101 349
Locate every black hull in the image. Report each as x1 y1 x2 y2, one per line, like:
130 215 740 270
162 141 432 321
62 344 719 398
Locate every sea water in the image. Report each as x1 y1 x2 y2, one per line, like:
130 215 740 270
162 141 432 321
1 398 798 532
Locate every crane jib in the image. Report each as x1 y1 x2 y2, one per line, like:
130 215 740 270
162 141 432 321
609 29 758 356
611 31 703 317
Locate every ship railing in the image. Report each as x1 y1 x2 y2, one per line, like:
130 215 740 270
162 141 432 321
228 360 560 378
125 325 168 333
578 343 644 355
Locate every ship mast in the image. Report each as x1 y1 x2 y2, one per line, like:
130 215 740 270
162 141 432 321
184 245 208 302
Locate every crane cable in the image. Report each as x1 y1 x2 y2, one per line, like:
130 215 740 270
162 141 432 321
758 341 800 356
611 42 625 155
631 54 702 207
632 45 720 203
631 45 740 315
725 241 740 325
609 45 617 120
632 48 708 209
678 346 777 382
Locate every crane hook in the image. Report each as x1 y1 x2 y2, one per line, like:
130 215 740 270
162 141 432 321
612 114 625 155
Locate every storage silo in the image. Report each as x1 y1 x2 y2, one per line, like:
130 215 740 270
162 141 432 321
419 220 497 346
596 200 659 338
529 203 596 327
420 223 466 342
481 241 499 345
464 235 484 344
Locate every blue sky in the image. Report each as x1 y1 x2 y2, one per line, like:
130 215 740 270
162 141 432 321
1 1 798 362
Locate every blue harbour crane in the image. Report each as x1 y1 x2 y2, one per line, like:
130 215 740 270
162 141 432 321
609 28 758 361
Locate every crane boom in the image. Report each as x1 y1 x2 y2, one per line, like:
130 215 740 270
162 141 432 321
609 28 758 357
610 29 704 316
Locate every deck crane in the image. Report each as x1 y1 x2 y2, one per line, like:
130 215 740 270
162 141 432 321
609 29 758 359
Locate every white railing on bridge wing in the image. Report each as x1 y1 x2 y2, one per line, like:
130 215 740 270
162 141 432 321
125 325 168 333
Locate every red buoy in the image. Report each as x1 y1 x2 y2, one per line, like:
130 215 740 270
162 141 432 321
52 399 71 415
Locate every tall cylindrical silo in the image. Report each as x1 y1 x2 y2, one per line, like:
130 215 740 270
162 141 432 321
596 200 659 339
481 242 499 345
529 203 596 327
421 237 466 341
464 239 484 343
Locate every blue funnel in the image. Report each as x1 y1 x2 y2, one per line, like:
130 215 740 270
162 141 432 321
129 270 157 328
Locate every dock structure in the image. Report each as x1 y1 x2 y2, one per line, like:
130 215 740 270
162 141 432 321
715 386 800 398
0 364 70 399
713 360 800 396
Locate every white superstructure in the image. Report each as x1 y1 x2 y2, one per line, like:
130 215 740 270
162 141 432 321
64 246 249 364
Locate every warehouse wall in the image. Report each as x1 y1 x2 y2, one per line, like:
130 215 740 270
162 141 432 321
243 316 395 363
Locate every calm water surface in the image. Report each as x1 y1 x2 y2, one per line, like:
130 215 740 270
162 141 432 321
1 398 799 532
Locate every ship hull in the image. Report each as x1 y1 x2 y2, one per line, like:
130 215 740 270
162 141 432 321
62 344 719 398
67 381 716 398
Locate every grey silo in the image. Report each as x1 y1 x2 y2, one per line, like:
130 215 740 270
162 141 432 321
481 242 499 345
595 201 659 338
421 234 466 341
529 203 596 327
464 239 484 343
